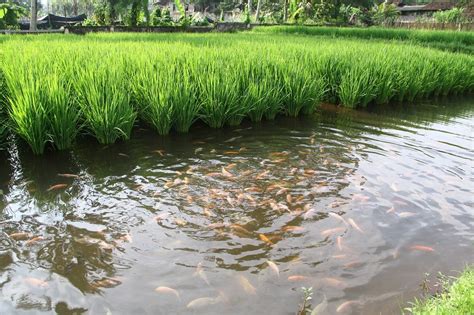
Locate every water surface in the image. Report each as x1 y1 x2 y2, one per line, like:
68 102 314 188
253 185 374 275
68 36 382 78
0 98 473 314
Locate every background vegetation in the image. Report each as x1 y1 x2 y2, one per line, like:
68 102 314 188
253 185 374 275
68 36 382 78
406 267 474 315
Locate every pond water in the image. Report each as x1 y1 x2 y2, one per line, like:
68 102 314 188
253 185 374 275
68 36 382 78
0 98 473 314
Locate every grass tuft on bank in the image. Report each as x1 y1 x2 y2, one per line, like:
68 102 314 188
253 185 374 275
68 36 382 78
406 267 474 315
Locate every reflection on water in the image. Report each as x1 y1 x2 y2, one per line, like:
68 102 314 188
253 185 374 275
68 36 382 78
0 98 473 314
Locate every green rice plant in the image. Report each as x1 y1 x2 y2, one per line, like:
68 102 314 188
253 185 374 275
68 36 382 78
0 69 9 149
197 60 242 128
3 65 50 154
172 65 201 133
243 66 284 122
75 56 137 144
253 26 474 54
338 63 377 108
131 58 175 135
281 63 326 116
44 71 80 150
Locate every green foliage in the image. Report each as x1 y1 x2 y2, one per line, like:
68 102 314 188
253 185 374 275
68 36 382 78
372 3 399 26
433 8 466 24
242 5 251 24
0 69 9 149
1 54 80 154
75 56 137 144
0 30 473 154
126 0 142 26
150 7 161 25
254 25 474 53
0 1 27 30
406 267 474 315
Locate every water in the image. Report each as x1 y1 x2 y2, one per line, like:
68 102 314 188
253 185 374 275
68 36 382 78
0 98 473 314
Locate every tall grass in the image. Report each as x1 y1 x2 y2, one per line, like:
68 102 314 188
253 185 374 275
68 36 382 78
0 31 473 154
253 25 474 54
0 69 9 149
75 55 137 144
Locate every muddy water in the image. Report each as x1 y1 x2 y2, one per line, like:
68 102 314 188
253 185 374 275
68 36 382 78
0 98 473 315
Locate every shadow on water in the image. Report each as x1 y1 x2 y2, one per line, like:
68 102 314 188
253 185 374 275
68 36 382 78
0 97 473 314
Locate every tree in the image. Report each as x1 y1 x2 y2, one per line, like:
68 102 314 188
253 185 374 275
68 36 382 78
255 0 262 21
30 0 37 30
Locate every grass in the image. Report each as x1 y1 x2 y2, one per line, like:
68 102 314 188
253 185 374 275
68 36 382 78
253 26 474 54
0 69 8 149
406 267 474 315
0 30 473 154
75 54 136 144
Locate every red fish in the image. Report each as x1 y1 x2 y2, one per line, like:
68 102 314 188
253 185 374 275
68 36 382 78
47 184 68 192
409 245 435 252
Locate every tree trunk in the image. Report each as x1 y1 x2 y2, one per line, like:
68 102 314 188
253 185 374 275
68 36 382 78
30 0 37 31
255 0 262 23
248 0 252 15
283 0 287 22
73 0 78 16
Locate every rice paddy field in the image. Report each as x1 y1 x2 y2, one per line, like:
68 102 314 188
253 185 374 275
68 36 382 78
0 29 473 154
0 28 473 314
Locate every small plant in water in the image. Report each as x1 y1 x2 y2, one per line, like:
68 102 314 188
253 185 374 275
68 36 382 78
297 286 313 315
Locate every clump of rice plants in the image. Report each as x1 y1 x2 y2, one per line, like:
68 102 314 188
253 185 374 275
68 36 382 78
243 67 284 122
44 71 80 150
172 65 201 133
131 58 175 135
198 60 242 128
75 56 137 144
281 58 326 116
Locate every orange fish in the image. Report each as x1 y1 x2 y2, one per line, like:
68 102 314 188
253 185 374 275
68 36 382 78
332 254 347 259
409 245 435 252
24 277 48 288
323 277 345 288
153 149 165 156
47 184 68 192
328 212 348 226
282 226 305 233
154 212 170 222
266 260 280 277
57 173 79 179
320 227 345 237
155 286 180 299
256 171 269 180
336 236 343 251
230 224 253 237
259 233 274 245
205 172 222 177
287 275 310 282
91 277 121 288
224 151 240 155
9 232 30 240
237 275 256 295
25 236 44 246
336 300 360 312
352 194 369 202
221 167 233 178
348 218 364 233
